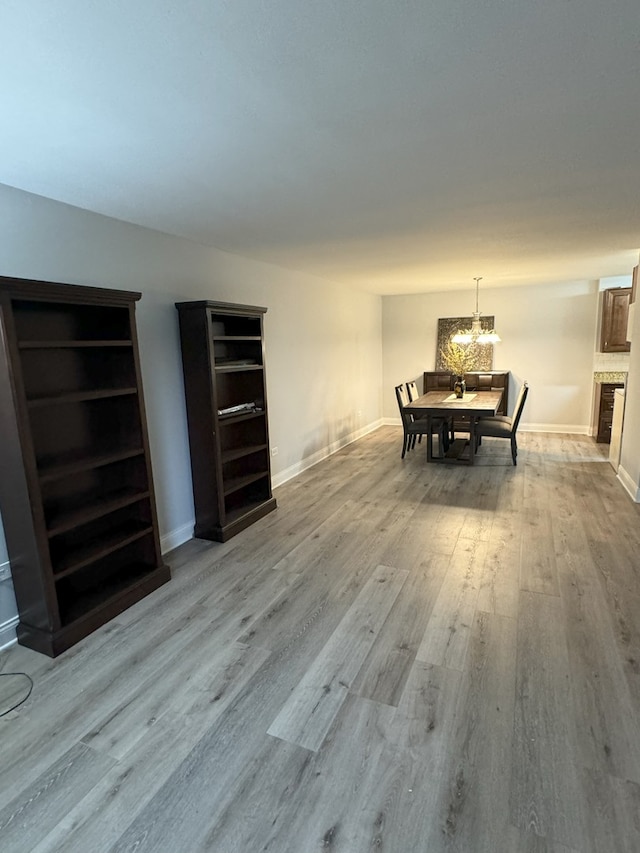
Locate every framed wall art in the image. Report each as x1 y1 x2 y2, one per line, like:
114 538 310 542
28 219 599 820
436 316 495 371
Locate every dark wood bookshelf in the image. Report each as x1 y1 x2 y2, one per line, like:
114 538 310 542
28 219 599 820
39 447 145 483
176 300 277 542
221 443 268 464
212 335 262 340
27 387 138 407
215 364 263 373
224 496 272 527
223 471 269 496
55 561 160 627
19 340 133 349
52 522 154 579
0 275 170 656
45 489 150 537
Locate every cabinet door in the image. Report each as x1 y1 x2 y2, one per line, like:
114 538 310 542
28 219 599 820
601 288 631 352
596 383 623 443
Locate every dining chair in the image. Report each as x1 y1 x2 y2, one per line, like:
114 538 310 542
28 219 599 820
475 381 529 465
405 381 421 402
395 384 450 459
405 381 427 441
406 381 454 445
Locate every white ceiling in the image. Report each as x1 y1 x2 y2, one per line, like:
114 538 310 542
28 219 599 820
1 1 639 294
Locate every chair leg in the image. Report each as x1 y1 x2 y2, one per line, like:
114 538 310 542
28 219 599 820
441 424 449 453
511 436 517 465
401 431 408 458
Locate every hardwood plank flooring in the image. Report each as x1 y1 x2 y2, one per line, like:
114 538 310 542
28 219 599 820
415 535 488 671
510 591 588 848
267 563 408 750
2 427 640 852
426 610 518 852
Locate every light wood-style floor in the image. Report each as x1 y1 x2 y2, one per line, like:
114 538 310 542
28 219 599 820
2 427 640 852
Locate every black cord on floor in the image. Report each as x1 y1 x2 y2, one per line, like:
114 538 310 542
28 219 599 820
0 672 33 717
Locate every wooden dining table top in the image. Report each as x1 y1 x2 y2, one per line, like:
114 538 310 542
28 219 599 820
404 389 503 416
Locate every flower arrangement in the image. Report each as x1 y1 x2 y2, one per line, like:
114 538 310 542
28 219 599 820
439 339 480 377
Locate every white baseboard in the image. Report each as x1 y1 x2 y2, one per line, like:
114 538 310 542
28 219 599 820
0 615 18 651
383 417 590 435
272 420 384 488
519 423 590 434
617 464 640 502
160 521 194 555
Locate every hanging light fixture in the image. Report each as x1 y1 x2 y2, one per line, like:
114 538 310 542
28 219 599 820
451 277 501 344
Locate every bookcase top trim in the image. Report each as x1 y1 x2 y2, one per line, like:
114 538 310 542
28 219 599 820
0 276 141 305
175 300 267 315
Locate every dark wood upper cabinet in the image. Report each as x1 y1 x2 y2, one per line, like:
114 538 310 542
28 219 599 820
0 276 170 656
175 300 277 542
600 287 631 352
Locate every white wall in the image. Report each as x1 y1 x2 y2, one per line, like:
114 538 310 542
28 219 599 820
0 183 383 645
382 280 600 432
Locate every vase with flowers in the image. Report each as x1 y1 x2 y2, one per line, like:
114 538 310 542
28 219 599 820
439 340 479 398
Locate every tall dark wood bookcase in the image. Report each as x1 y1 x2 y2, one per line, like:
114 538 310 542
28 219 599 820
176 300 277 542
0 276 170 656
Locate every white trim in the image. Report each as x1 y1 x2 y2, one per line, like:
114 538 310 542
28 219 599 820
384 417 590 435
519 423 590 435
272 420 384 488
0 615 18 651
0 560 11 583
160 521 194 555
617 464 640 502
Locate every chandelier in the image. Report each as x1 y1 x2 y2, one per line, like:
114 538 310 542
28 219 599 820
451 277 501 344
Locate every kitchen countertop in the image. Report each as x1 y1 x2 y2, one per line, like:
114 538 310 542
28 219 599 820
593 371 627 383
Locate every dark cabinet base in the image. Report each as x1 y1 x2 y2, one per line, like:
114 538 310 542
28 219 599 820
594 381 624 444
195 497 277 542
16 564 170 656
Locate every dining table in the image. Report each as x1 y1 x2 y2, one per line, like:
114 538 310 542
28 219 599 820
404 389 504 465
